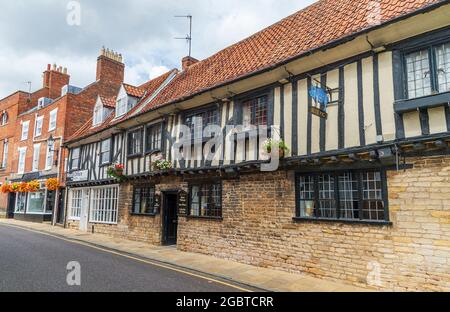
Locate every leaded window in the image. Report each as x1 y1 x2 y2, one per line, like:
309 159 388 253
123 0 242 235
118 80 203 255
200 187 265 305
185 108 219 140
127 129 143 156
146 124 162 152
295 170 388 222
132 186 156 215
189 182 222 218
243 95 268 127
405 41 450 99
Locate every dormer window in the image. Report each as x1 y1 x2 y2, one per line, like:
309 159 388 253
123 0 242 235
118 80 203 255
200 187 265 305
93 104 103 126
115 97 127 117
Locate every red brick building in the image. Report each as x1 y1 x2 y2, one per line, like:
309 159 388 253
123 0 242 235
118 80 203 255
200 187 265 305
1 49 125 223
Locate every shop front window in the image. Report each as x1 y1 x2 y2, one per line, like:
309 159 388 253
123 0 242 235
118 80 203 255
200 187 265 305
27 191 45 213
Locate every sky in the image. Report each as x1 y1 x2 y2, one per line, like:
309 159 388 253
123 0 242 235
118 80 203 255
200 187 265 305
0 0 315 98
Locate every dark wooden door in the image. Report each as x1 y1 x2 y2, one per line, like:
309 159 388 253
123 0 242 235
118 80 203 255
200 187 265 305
163 193 178 245
6 193 15 218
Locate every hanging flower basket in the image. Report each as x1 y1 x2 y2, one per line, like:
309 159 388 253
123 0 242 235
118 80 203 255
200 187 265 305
107 164 126 182
263 139 289 159
1 183 11 193
18 182 29 193
46 178 60 191
153 159 173 171
27 180 40 193
9 183 20 193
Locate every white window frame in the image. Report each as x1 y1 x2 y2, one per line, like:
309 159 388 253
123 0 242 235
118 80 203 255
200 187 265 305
18 147 27 174
115 97 128 117
1 140 8 169
21 121 30 141
49 108 58 131
100 139 111 165
45 142 54 170
1 112 8 126
89 185 119 224
68 189 83 220
15 192 27 213
93 104 103 126
26 191 48 215
71 147 80 170
34 116 44 137
32 143 41 172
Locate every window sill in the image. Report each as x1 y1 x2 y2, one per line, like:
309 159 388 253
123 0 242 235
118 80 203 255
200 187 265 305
130 212 158 217
292 217 392 226
394 91 450 113
185 215 223 221
99 162 112 168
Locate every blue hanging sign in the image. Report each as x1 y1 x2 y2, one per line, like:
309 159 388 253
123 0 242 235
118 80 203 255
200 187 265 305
309 86 329 119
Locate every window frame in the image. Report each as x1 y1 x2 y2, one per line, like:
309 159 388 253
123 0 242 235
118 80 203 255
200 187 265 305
127 128 143 158
70 147 81 171
183 104 221 143
99 138 112 166
17 147 27 174
68 189 83 220
93 104 103 126
89 185 119 224
115 97 128 118
145 123 163 154
34 116 44 138
45 142 54 170
48 108 58 132
32 143 40 172
1 140 8 169
188 181 223 219
21 121 30 141
131 185 157 216
294 169 390 224
1 111 8 126
400 37 450 100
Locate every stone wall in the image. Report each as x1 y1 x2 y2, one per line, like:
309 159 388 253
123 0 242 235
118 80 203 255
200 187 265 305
177 156 450 291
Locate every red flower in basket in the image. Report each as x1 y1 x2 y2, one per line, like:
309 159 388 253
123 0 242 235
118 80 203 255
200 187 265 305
115 164 124 170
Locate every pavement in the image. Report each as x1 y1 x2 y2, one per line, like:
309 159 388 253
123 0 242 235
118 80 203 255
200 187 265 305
0 219 370 292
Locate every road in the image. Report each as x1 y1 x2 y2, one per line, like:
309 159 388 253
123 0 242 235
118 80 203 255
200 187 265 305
0 224 250 292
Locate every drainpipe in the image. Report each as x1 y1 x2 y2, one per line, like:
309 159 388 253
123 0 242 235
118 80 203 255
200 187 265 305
51 135 64 226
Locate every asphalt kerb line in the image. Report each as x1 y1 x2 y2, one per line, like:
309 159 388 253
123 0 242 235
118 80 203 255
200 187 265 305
0 223 271 292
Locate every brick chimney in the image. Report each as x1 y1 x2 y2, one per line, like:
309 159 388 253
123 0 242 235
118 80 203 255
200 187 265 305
182 56 199 71
96 47 125 85
43 64 70 99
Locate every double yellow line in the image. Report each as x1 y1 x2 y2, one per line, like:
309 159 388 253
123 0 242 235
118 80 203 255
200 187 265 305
0 223 253 292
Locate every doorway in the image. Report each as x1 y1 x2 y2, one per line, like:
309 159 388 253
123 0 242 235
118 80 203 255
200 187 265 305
163 192 178 245
79 189 90 232
6 193 15 218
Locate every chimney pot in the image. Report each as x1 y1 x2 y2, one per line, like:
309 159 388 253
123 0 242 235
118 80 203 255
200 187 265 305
47 64 51 71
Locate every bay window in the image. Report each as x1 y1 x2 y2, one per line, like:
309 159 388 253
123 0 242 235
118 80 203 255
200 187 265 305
189 182 222 218
295 170 388 222
132 186 156 215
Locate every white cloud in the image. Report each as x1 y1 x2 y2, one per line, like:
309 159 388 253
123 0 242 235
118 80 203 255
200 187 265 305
0 0 315 98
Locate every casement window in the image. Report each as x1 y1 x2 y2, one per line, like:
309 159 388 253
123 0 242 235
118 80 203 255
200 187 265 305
146 124 162 153
242 95 268 127
185 107 220 140
93 104 103 126
27 191 45 214
21 121 30 141
45 142 54 170
115 97 127 117
18 147 27 174
405 42 450 99
70 148 80 170
1 112 8 125
34 116 44 137
132 186 156 215
15 192 27 213
32 144 40 172
189 182 222 218
1 140 8 169
89 186 119 224
295 170 388 222
100 139 111 165
127 129 143 157
48 109 58 131
69 189 82 219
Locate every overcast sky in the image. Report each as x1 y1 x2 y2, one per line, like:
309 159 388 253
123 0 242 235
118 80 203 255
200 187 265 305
0 0 315 98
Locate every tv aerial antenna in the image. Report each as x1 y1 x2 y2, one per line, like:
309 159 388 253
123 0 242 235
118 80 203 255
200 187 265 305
174 15 193 57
